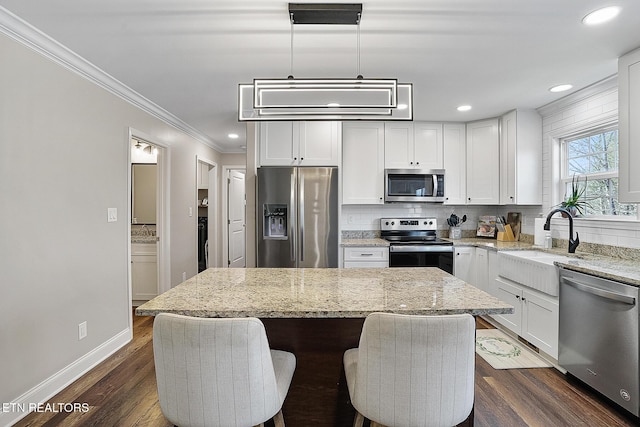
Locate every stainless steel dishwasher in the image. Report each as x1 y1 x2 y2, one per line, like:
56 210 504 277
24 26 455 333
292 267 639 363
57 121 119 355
559 267 639 416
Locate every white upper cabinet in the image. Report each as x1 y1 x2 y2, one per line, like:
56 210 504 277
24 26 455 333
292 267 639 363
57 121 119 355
384 122 443 169
384 123 414 168
342 122 385 204
259 121 296 165
618 47 640 203
298 121 340 166
259 121 340 166
499 109 542 205
466 118 500 204
443 123 467 205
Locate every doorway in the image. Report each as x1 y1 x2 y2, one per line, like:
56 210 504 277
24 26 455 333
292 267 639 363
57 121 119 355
224 167 246 268
128 131 169 318
197 157 217 270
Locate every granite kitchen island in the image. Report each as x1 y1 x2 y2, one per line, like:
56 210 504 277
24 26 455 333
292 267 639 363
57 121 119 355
137 268 512 427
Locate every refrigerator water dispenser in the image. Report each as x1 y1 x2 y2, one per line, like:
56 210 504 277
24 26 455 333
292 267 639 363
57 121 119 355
263 204 287 239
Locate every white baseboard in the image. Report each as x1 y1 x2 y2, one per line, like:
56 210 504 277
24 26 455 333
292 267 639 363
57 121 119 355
1 327 131 427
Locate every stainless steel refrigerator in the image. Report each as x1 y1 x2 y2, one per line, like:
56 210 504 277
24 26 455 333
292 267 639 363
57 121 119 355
257 167 338 268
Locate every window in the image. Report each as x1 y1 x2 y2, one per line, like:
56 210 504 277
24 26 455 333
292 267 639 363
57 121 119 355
562 127 637 218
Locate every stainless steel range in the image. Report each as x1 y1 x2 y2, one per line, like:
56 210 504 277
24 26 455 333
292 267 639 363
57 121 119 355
381 217 453 273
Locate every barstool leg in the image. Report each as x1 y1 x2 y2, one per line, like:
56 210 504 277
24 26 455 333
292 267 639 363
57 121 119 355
353 411 365 427
273 409 285 427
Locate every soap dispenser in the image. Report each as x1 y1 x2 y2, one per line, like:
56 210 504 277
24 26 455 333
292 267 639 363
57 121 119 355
544 231 552 249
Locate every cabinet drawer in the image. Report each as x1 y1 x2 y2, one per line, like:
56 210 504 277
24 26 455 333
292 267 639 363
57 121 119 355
344 261 388 268
343 247 389 262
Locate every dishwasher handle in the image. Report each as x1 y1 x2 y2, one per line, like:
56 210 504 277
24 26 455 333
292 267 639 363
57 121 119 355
561 277 636 305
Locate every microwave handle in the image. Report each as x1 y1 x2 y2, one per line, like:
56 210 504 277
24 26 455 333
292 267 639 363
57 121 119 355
432 175 438 197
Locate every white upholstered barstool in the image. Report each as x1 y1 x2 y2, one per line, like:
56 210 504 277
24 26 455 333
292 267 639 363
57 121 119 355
153 313 296 427
343 312 475 427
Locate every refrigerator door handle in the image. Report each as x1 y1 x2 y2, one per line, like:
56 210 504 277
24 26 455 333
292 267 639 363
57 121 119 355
290 172 296 262
299 173 304 262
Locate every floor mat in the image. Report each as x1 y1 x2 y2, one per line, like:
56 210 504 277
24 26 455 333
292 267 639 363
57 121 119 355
476 329 552 369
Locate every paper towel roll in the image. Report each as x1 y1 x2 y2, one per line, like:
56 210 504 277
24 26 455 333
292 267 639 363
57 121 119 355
534 217 545 246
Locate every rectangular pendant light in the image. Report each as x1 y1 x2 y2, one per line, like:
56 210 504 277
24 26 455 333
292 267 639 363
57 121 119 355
237 3 413 121
238 82 412 121
254 78 398 109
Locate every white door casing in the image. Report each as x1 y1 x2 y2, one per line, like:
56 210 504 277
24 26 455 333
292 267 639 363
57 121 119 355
228 169 246 268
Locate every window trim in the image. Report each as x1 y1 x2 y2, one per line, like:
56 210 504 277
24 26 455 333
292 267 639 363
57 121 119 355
557 123 637 220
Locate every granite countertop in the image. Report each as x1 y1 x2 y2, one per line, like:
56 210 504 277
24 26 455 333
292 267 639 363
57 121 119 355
341 238 389 247
449 238 640 287
136 267 513 318
131 236 157 244
553 254 640 287
447 237 534 250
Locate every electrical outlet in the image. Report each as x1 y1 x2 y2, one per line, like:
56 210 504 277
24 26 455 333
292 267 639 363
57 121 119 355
107 208 117 222
188 207 193 217
182 272 187 281
78 321 87 340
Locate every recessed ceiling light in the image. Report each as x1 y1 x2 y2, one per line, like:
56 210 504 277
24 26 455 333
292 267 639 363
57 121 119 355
457 105 472 112
549 84 573 93
582 6 621 25
327 102 340 107
397 103 408 110
228 133 239 139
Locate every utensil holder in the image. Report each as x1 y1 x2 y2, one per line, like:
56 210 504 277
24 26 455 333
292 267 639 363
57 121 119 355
449 226 462 240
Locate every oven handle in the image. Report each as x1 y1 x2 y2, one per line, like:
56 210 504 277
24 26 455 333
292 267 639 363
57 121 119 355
390 245 453 253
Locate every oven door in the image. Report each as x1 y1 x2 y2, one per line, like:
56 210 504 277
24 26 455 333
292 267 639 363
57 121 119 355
389 245 453 274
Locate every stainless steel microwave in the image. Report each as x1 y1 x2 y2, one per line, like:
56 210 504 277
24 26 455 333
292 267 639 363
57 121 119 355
384 169 445 202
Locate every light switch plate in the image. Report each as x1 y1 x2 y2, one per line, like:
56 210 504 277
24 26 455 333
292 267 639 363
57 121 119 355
107 208 117 222
78 321 87 340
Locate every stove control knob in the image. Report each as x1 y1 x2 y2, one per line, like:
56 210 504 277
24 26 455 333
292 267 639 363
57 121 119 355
428 221 433 225
385 221 389 226
391 221 395 225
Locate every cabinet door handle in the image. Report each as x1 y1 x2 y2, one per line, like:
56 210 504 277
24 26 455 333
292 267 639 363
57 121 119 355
360 253 374 256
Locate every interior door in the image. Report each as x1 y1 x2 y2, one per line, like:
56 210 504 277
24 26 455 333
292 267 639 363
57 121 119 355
228 169 246 268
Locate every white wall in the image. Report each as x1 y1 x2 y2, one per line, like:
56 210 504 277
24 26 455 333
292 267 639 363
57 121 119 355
0 31 225 423
538 77 640 249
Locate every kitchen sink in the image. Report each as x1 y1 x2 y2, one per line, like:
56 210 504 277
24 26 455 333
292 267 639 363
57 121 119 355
498 250 573 296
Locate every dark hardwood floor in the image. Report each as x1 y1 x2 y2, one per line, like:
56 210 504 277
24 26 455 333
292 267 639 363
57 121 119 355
14 313 638 427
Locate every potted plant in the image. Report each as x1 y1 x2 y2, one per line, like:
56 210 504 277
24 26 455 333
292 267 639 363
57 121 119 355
558 174 590 217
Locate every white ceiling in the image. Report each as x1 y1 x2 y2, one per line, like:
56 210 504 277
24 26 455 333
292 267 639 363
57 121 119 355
2 0 640 152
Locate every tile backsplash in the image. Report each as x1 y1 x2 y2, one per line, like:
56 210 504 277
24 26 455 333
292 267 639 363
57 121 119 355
342 204 542 236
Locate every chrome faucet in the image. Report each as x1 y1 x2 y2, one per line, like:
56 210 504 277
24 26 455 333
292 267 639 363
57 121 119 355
543 208 579 253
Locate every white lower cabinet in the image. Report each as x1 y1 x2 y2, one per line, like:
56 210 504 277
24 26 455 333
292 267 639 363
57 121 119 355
343 246 389 268
453 246 475 284
493 276 559 359
132 243 158 302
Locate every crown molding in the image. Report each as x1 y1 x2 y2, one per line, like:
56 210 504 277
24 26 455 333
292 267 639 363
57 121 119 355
537 74 618 118
0 6 225 152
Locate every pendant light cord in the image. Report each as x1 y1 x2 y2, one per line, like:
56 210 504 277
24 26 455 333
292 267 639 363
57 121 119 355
356 13 362 79
289 13 294 79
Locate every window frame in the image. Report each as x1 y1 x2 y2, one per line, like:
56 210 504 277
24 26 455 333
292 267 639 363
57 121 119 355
559 124 637 220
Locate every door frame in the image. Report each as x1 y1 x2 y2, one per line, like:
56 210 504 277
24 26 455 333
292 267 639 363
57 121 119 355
223 165 246 268
127 128 170 330
196 156 218 268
